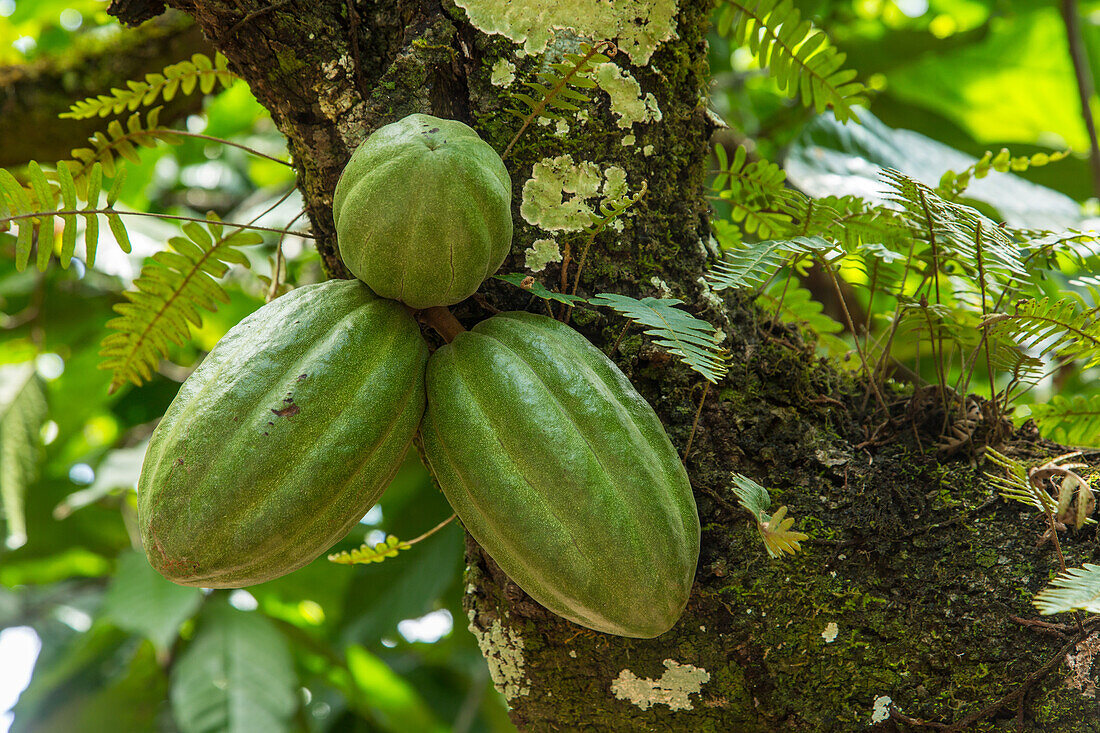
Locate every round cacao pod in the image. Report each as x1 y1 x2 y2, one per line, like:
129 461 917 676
138 280 429 588
421 312 700 638
333 114 513 309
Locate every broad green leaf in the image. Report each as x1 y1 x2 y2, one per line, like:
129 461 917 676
340 645 448 733
0 363 47 550
101 550 202 653
171 600 298 733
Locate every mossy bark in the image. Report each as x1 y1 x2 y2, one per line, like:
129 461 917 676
120 0 1100 729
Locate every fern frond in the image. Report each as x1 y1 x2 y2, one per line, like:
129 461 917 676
503 42 613 158
1026 395 1100 448
715 0 866 122
589 293 729 383
66 107 182 184
328 534 410 565
0 161 126 270
984 448 1056 514
982 298 1100 370
880 168 1026 290
98 218 261 393
495 273 589 305
707 236 836 292
61 53 235 120
939 148 1071 199
729 473 808 558
1033 563 1100 615
0 364 47 550
711 144 789 199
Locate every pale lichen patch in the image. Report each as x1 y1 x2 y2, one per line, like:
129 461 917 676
643 144 655 157
521 156 635 233
650 276 671 297
594 63 662 129
490 58 516 87
453 0 678 64
555 119 570 135
822 621 839 643
469 618 529 700
611 659 710 712
871 695 893 724
525 238 562 272
621 134 636 146
1065 632 1100 697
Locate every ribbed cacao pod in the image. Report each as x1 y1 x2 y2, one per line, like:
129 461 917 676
333 114 513 309
421 312 699 638
138 280 429 588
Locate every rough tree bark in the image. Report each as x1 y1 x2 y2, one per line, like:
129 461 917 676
107 1 1100 729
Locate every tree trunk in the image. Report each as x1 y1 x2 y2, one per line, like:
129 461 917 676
113 1 1100 729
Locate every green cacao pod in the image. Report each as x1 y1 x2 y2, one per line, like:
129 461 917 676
138 280 429 588
421 312 699 638
333 114 513 309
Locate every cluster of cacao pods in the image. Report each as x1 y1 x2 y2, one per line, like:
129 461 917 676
138 114 699 638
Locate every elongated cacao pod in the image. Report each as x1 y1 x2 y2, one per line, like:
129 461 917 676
138 280 428 588
421 312 699 638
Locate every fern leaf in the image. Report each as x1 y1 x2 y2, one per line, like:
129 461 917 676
61 53 235 120
589 293 729 383
494 273 588 305
1026 394 1100 448
939 148 1071 198
982 298 1100 370
98 218 261 393
67 107 181 190
729 473 808 558
715 0 866 122
1033 563 1100 615
502 42 612 156
328 534 410 565
984 448 1056 514
707 236 834 292
0 364 47 550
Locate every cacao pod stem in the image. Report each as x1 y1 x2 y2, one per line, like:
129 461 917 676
421 306 466 343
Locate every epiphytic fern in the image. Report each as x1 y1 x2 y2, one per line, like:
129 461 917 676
728 473 808 558
61 53 235 119
758 281 847 355
589 293 728 383
715 0 866 122
1026 395 1100 448
0 364 47 551
939 148 1071 199
707 236 836 292
984 448 1056 514
66 107 182 182
328 534 410 565
982 297 1100 371
98 218 262 393
0 161 128 270
1033 563 1100 615
503 41 614 158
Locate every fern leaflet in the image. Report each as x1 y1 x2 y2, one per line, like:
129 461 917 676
715 0 867 122
1027 395 1100 448
328 534 410 565
61 53 235 119
707 236 835 292
939 147 1071 199
589 293 729 383
1033 563 1100 615
67 106 182 183
98 218 261 393
984 448 1056 515
729 473 808 558
982 297 1100 370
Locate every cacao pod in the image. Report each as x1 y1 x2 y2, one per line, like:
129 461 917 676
421 312 699 638
333 114 513 309
138 280 429 588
